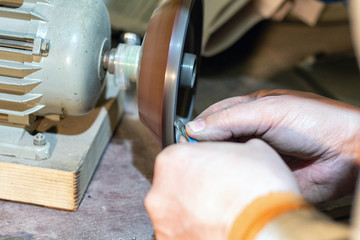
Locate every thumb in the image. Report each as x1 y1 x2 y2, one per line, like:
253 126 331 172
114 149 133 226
186 101 277 141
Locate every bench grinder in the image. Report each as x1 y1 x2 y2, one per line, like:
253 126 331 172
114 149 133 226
0 0 202 210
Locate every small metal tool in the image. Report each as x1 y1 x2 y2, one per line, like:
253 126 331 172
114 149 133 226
174 120 197 143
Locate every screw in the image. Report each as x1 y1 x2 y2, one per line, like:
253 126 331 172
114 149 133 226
40 40 50 53
33 133 46 146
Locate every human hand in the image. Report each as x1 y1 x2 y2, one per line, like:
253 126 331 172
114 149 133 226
145 139 300 240
186 90 360 203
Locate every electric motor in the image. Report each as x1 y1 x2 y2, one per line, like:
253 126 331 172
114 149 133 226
0 0 111 125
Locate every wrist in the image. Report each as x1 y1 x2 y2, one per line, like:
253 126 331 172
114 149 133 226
227 192 311 240
256 207 349 240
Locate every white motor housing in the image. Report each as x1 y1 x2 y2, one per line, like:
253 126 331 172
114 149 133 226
0 0 111 125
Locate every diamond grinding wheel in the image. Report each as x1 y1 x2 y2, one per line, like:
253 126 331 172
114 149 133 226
138 0 203 148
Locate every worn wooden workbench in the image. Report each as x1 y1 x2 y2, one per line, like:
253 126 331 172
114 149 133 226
0 89 159 240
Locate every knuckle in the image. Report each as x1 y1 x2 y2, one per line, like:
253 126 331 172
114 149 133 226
144 192 155 210
154 145 188 173
144 191 163 214
156 145 177 164
247 138 267 147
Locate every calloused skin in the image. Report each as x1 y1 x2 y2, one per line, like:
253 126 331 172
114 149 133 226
186 89 360 203
145 139 300 240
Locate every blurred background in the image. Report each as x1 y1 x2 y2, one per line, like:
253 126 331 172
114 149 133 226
103 0 359 116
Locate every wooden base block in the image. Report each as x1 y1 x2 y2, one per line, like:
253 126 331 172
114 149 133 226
0 89 124 211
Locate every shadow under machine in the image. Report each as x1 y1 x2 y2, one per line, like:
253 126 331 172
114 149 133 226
0 0 202 210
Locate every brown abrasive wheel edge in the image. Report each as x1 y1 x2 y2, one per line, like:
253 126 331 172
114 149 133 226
138 0 202 148
138 0 182 147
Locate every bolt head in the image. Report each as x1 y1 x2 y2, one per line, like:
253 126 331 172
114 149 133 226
33 133 46 146
41 40 50 53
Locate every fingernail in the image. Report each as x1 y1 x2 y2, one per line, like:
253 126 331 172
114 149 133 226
187 120 205 133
